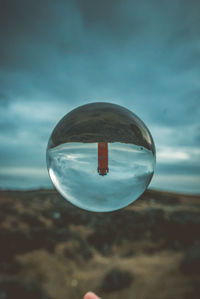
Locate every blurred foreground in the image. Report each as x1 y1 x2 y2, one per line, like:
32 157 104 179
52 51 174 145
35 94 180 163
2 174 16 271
0 189 200 299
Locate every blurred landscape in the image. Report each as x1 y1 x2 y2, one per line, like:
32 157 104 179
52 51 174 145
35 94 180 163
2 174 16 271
0 189 200 299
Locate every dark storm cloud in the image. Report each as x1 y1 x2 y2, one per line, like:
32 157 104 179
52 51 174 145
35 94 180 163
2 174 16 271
76 0 143 41
0 92 9 107
1 0 200 111
0 0 199 191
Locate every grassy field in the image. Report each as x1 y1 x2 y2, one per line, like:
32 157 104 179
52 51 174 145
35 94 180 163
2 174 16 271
0 189 200 299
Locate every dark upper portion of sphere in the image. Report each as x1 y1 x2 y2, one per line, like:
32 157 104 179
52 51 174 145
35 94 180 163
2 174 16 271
47 102 155 155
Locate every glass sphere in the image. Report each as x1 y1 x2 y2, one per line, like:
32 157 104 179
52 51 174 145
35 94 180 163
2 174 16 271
46 102 156 212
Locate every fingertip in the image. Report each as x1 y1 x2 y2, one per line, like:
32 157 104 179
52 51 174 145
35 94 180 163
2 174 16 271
83 291 100 299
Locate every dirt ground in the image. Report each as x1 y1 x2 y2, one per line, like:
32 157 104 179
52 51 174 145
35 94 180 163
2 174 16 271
0 189 200 299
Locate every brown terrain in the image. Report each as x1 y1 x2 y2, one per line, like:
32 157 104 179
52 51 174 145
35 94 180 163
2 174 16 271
0 189 200 299
48 103 155 153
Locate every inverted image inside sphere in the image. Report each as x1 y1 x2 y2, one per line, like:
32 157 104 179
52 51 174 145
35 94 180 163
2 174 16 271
46 102 156 212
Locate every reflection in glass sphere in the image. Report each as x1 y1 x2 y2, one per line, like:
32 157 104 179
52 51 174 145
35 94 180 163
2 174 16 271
46 102 156 212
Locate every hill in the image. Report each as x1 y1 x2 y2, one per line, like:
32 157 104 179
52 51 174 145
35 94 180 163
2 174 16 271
0 189 200 299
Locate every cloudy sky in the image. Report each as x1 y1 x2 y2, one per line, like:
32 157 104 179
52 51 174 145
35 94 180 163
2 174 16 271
48 142 154 211
0 0 199 193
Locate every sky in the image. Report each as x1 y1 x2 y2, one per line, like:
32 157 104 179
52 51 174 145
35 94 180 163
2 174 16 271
47 142 154 211
0 0 200 194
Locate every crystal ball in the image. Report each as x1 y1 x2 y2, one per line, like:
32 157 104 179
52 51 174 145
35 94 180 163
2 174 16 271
46 102 156 212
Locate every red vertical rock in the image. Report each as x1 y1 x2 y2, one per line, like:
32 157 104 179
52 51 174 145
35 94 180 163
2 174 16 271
98 142 109 176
